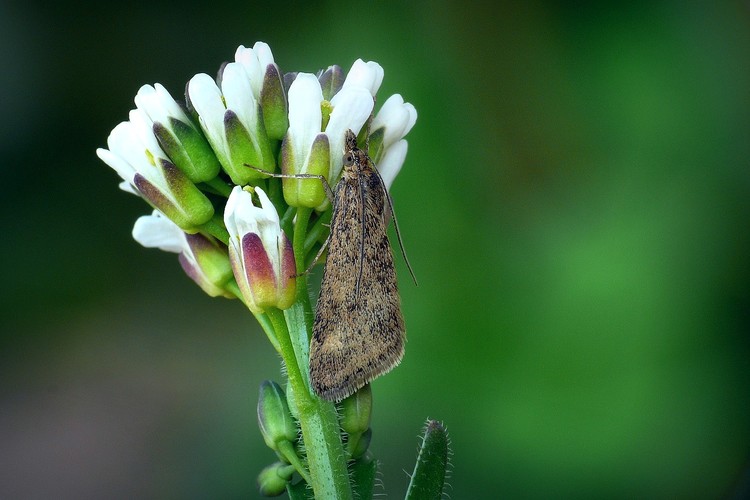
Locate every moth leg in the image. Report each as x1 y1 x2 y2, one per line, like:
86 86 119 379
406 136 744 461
244 164 335 205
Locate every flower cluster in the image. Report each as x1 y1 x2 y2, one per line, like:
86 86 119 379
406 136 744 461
97 41 416 313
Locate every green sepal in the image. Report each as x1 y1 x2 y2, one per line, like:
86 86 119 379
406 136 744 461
281 133 329 208
367 126 386 164
166 116 221 182
405 420 450 500
223 110 265 185
318 65 344 101
261 64 289 141
133 160 214 231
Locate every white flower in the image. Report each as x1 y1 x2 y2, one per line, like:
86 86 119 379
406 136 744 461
188 63 274 185
133 83 220 183
378 139 409 191
341 59 384 97
224 186 296 312
280 69 374 208
96 110 214 230
133 211 233 298
96 113 173 199
370 94 417 189
235 42 276 100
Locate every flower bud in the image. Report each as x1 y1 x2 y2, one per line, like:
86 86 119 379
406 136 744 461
257 380 298 453
187 66 274 186
257 462 294 497
132 211 234 298
281 72 373 209
370 94 417 190
340 384 372 436
134 83 221 183
224 186 296 313
348 428 372 460
340 384 372 459
96 114 214 231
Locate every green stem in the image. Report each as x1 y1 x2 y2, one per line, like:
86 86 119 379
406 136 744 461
202 177 232 197
266 307 351 500
197 215 229 245
293 208 314 331
277 440 312 485
304 210 331 254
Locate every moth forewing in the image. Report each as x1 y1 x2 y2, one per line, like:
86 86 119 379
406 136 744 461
309 130 406 402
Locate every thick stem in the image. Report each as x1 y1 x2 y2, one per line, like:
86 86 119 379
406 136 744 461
266 308 352 499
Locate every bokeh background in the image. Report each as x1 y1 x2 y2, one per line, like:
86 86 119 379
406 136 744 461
2 0 749 498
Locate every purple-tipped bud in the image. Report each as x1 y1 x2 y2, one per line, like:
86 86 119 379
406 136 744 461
224 186 296 313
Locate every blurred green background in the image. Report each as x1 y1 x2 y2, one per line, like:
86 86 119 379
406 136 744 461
2 0 749 498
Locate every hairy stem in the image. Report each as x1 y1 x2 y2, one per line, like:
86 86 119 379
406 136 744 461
266 307 351 499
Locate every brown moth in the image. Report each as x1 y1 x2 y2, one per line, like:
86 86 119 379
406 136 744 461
309 130 411 402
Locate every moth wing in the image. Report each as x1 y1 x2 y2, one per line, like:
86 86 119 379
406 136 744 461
309 174 405 401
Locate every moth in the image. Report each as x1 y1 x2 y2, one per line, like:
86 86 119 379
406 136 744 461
309 130 415 402
248 129 414 402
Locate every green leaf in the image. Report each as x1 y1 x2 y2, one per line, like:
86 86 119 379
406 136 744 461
405 420 450 500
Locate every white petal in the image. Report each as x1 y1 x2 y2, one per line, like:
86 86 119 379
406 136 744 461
253 41 275 68
187 73 228 158
105 122 165 186
128 108 164 157
118 180 140 196
342 59 384 96
221 62 258 131
326 86 374 179
135 83 190 126
234 43 270 99
96 145 134 183
378 139 408 191
253 187 283 271
287 73 323 172
132 210 186 253
372 94 418 149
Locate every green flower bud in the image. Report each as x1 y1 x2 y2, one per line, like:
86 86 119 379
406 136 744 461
187 67 275 186
348 427 372 460
135 83 221 183
97 117 214 232
257 462 295 497
280 132 330 208
340 384 372 436
340 385 372 459
257 380 297 453
224 187 296 313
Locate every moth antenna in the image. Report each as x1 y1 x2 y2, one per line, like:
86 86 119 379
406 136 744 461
376 169 418 286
